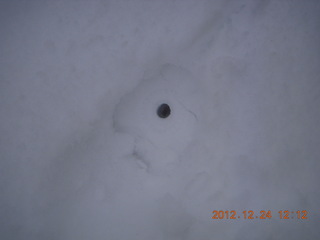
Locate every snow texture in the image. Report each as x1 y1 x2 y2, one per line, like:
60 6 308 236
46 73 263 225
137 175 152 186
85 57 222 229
113 64 202 174
1 0 320 240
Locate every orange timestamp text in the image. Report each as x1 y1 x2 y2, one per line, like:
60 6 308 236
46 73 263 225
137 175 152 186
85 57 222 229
211 210 308 220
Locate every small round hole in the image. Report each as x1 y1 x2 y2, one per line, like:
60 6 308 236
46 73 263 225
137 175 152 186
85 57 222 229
157 103 171 118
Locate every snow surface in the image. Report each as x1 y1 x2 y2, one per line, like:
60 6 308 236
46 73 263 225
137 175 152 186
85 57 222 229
1 0 320 239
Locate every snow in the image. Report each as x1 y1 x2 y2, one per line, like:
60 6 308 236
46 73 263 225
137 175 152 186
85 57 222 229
113 64 202 173
1 0 320 239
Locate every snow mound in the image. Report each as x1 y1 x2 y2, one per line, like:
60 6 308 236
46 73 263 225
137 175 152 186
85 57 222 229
113 64 203 173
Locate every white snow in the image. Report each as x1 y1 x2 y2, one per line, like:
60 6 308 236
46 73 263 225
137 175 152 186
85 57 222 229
113 64 202 173
1 0 319 240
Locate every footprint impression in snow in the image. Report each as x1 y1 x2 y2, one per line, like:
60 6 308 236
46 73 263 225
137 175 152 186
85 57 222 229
113 64 202 174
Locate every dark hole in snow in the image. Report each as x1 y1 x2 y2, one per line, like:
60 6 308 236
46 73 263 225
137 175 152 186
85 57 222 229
157 103 171 118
